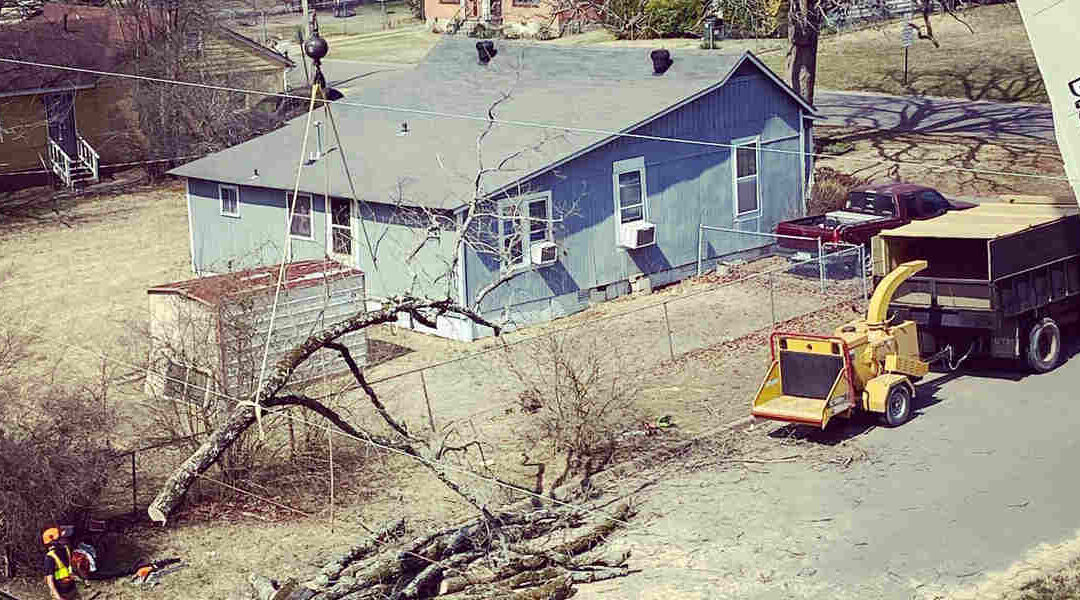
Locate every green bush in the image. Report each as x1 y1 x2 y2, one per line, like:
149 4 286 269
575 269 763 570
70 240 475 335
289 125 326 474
645 0 703 37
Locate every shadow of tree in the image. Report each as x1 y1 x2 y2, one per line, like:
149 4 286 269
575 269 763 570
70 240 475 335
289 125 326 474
870 62 1048 105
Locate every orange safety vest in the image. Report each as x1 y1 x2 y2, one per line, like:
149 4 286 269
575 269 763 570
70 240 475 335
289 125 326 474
46 546 74 582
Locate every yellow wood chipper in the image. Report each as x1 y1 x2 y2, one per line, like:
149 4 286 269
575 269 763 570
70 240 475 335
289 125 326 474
752 260 934 428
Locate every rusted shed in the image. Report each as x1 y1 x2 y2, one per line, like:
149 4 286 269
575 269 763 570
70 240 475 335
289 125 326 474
144 259 367 406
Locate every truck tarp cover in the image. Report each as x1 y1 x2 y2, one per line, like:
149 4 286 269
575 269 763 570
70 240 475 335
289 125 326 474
880 203 1078 240
779 350 842 399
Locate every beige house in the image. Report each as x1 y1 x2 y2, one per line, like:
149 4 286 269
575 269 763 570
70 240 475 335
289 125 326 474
0 3 292 188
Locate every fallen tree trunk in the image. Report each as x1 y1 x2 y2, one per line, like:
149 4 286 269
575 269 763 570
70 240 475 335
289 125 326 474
147 305 421 524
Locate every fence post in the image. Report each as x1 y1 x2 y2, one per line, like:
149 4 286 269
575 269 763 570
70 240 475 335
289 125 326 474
696 225 703 277
770 271 776 329
420 371 436 433
662 302 675 361
817 238 826 294
328 422 335 534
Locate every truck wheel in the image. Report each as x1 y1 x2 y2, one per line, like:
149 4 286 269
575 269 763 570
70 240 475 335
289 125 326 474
1026 317 1062 373
883 384 912 427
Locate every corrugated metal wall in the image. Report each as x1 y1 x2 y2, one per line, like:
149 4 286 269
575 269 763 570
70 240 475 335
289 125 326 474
217 272 368 395
464 70 805 333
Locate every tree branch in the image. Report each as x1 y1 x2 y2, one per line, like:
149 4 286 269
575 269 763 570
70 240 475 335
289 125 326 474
324 341 414 441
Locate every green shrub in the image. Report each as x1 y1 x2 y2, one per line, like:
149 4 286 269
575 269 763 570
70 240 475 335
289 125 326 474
645 0 703 37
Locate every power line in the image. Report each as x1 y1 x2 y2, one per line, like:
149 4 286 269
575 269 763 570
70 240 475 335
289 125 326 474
0 56 1073 183
0 154 205 177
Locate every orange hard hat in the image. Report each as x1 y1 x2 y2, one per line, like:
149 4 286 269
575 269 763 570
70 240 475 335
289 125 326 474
42 527 61 545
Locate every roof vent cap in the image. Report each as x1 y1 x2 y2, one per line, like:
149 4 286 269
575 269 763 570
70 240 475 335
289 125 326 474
476 40 497 65
650 49 672 75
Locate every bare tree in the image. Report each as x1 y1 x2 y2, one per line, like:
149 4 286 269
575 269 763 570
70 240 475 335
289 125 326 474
146 81 574 523
785 0 977 103
109 0 289 163
0 273 119 566
504 333 642 501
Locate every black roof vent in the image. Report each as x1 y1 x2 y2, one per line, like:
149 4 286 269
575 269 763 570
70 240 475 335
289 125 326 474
650 49 672 75
476 40 497 65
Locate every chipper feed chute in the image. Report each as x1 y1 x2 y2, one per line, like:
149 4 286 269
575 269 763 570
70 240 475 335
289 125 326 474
752 334 855 429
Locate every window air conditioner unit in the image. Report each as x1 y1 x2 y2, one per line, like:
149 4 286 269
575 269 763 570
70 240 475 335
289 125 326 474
619 221 656 249
531 241 558 266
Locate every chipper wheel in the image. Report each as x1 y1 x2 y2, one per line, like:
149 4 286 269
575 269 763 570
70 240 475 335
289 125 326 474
1026 317 1062 373
883 384 913 427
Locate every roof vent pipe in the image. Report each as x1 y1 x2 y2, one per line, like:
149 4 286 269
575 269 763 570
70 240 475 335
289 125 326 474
476 40 497 65
311 121 323 161
650 49 672 75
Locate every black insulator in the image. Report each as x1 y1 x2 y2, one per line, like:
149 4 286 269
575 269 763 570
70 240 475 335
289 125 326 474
650 49 672 75
304 34 329 62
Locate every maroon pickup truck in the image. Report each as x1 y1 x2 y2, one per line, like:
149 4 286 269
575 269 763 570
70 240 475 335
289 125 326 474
775 183 974 250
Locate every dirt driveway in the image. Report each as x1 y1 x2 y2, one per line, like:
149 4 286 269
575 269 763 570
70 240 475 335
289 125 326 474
571 342 1080 600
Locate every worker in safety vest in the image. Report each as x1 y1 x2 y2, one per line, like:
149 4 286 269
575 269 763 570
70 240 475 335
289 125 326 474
42 526 79 600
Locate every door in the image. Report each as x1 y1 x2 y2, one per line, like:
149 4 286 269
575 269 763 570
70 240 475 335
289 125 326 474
43 92 78 158
328 197 354 265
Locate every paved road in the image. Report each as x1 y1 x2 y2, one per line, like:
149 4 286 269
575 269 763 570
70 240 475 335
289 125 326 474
815 89 1056 142
578 342 1080 599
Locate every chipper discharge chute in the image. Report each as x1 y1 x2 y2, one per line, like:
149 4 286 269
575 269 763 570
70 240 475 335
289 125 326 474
752 260 933 428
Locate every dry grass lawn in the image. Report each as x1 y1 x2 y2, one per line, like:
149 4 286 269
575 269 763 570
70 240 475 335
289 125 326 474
759 3 1046 103
553 4 1044 104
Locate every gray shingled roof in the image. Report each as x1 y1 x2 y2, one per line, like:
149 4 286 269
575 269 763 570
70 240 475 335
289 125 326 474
169 37 813 210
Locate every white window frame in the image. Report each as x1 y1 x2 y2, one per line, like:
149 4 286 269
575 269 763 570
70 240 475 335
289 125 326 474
327 196 353 258
163 358 211 407
612 156 648 240
286 191 314 240
219 183 240 217
732 136 761 220
499 191 553 272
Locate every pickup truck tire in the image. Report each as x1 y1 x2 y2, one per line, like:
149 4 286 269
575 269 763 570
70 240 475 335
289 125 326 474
1026 317 1062 373
883 384 912 427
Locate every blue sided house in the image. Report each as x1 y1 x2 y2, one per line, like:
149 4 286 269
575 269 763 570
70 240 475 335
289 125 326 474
169 38 819 341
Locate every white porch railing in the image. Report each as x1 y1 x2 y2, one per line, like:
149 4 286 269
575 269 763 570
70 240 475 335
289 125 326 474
77 134 99 183
48 138 72 188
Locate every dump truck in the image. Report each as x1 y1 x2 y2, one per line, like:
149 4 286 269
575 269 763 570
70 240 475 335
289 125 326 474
874 201 1080 372
752 260 934 429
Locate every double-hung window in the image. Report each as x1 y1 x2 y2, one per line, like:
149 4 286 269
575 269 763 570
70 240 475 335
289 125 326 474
330 197 352 255
499 191 552 271
733 138 760 218
612 156 647 225
219 184 239 217
287 192 313 239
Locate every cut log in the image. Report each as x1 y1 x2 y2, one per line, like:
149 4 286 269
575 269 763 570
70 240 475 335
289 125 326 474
271 578 299 600
250 574 278 600
394 561 443 599
545 503 633 559
323 518 407 580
